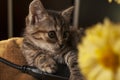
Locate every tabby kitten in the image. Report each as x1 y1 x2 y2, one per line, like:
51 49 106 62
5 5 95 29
21 0 84 80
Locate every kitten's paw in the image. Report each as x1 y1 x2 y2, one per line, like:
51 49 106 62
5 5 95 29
37 58 57 73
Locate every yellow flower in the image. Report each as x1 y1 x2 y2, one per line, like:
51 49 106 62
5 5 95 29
108 0 120 4
78 19 120 80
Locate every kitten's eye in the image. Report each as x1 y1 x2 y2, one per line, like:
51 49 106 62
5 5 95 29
48 31 56 38
63 31 69 39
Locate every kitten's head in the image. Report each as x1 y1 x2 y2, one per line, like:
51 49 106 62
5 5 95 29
25 0 74 53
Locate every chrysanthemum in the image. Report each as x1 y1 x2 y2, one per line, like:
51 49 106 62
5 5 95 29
78 19 120 80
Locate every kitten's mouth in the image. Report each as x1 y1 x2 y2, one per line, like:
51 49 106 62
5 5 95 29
54 45 66 52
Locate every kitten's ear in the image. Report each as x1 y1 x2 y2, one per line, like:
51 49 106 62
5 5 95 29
27 0 48 25
61 6 74 23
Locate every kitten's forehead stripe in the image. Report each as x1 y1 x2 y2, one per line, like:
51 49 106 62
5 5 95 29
52 15 57 31
47 10 67 31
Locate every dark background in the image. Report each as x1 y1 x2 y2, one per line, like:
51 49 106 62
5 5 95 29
0 0 120 40
0 0 73 40
0 0 8 40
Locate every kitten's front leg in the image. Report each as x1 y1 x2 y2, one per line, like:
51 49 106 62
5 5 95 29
34 53 57 73
65 50 85 80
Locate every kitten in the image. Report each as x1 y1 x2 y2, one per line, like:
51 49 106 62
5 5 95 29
21 0 84 80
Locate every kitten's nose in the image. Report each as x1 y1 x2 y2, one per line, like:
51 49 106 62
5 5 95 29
59 44 64 49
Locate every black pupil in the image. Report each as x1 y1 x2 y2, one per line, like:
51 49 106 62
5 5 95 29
48 31 56 38
63 31 69 38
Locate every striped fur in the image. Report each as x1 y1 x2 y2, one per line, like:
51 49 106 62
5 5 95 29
21 0 84 80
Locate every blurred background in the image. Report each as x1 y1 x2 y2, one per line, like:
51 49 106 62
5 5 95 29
0 0 120 40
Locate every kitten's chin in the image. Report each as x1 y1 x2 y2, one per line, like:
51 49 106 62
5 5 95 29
54 48 61 52
42 46 61 54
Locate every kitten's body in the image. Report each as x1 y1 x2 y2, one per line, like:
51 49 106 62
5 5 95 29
21 0 84 80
